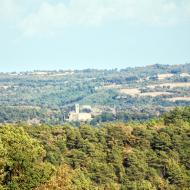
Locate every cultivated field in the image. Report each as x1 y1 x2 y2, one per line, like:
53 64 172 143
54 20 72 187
180 73 190 77
148 82 190 89
167 97 190 102
0 85 10 89
103 84 122 89
140 92 172 97
157 74 174 80
120 88 141 96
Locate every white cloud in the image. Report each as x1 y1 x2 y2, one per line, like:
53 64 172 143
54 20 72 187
19 0 190 37
183 1 190 18
0 0 21 20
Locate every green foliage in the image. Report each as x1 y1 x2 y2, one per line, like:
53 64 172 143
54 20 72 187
163 107 190 125
0 126 54 190
1 64 190 125
0 107 190 189
165 159 189 186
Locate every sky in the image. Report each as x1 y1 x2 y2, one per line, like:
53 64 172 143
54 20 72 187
0 0 190 72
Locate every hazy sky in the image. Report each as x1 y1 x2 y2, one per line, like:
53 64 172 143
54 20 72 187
0 0 190 72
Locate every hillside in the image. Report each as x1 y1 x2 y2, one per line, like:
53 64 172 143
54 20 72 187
0 107 190 190
0 64 190 124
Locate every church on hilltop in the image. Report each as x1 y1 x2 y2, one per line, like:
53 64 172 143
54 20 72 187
67 104 92 122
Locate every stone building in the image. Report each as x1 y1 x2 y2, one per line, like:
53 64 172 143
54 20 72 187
68 104 92 122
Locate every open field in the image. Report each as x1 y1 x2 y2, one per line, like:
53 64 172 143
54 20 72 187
120 88 172 97
157 74 174 80
10 105 42 110
120 88 141 96
167 97 190 102
180 73 190 77
48 72 74 77
0 85 10 89
140 92 172 97
103 84 122 89
148 82 190 89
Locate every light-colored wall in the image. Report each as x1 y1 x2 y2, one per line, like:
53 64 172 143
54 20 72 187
68 112 92 122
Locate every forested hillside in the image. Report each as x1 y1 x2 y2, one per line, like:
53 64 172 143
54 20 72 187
0 64 190 124
0 107 190 190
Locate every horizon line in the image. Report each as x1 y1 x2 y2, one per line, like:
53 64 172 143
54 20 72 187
1 63 190 73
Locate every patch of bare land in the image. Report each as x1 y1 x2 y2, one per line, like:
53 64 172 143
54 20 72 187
120 88 172 97
49 72 74 77
167 97 190 102
9 105 42 110
140 92 172 97
148 82 190 89
29 71 74 77
157 73 174 80
120 88 141 96
0 85 10 89
103 84 122 89
180 73 190 77
27 118 41 125
9 73 19 76
32 72 49 75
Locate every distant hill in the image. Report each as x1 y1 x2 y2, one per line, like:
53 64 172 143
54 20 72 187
0 63 190 124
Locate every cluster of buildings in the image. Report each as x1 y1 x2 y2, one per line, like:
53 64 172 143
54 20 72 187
66 104 117 122
67 104 92 122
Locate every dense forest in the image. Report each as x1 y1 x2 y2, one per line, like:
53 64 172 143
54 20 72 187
0 64 190 124
0 107 190 190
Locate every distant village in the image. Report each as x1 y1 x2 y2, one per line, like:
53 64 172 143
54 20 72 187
67 104 92 122
66 104 116 122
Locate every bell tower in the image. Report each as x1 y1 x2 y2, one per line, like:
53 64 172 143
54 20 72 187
75 104 80 114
